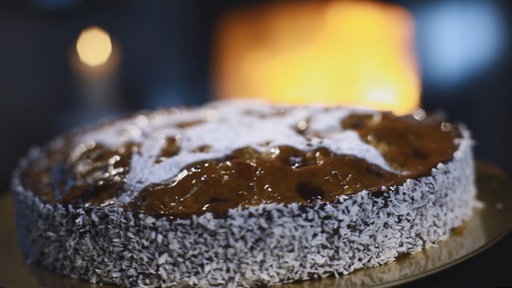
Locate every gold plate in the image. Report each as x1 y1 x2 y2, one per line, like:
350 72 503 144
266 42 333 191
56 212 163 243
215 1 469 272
1 162 512 288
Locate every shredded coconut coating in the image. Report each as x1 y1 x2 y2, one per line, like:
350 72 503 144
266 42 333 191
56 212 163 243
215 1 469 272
13 120 476 287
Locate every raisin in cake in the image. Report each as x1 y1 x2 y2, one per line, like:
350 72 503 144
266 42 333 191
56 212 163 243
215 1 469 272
12 99 477 287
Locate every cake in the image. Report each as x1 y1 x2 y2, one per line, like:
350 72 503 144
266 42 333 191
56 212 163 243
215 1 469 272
12 99 477 287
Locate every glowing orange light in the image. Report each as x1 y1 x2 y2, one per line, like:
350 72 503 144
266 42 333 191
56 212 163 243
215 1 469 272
76 26 113 67
214 1 420 115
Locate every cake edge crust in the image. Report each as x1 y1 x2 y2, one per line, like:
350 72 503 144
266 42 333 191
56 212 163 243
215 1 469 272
12 129 477 288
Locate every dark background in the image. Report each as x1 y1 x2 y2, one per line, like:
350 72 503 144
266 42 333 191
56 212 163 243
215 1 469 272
0 1 511 287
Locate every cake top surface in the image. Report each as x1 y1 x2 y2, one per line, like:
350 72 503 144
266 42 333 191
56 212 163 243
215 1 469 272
18 99 462 217
80 100 392 190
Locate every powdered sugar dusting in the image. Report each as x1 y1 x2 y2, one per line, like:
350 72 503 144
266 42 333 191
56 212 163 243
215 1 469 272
78 99 392 194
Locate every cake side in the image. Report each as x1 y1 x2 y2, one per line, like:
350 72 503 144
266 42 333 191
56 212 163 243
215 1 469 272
12 127 476 287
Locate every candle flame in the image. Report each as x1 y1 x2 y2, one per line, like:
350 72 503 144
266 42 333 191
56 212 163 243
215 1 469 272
76 26 113 67
214 1 420 115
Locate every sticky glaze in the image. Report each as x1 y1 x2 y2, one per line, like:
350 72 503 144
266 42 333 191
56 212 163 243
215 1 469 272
19 107 460 218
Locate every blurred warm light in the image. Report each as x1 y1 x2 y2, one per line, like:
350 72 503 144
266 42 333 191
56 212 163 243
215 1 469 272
214 1 420 115
76 26 113 67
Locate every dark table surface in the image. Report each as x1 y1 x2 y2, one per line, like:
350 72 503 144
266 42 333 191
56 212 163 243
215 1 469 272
400 232 512 288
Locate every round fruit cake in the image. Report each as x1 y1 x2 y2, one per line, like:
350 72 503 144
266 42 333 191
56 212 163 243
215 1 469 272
12 99 477 287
